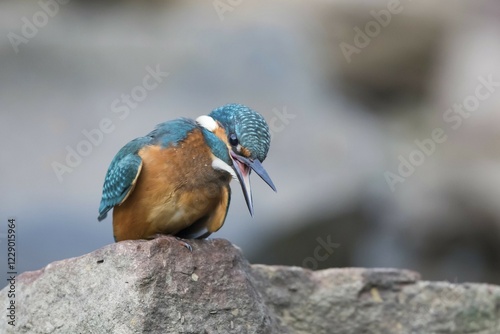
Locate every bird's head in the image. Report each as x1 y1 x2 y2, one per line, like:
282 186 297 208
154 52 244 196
197 103 276 215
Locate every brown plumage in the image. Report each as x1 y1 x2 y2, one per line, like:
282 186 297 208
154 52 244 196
112 129 231 241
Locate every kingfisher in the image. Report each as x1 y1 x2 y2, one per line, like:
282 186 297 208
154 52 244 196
98 103 276 242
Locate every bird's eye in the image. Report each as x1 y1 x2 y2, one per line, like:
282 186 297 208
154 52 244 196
229 133 239 146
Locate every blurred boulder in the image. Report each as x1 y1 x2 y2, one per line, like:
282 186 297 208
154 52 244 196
316 0 462 107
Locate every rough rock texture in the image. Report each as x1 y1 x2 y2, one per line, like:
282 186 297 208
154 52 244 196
1 238 499 334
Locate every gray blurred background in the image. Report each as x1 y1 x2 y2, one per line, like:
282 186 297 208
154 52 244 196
2 0 500 289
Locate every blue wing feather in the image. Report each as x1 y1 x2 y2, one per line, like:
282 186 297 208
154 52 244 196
98 137 152 221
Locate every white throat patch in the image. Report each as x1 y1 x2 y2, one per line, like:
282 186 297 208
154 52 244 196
196 115 218 132
212 157 237 180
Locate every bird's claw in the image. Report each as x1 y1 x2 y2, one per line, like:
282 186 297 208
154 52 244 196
175 237 193 252
148 234 192 251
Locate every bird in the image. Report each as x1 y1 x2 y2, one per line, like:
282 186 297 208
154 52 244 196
98 103 276 242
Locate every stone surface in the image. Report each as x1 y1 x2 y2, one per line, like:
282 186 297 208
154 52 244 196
1 238 499 333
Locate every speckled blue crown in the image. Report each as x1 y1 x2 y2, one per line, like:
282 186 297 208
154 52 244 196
210 103 271 162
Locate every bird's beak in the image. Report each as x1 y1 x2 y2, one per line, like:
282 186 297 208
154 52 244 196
230 151 277 216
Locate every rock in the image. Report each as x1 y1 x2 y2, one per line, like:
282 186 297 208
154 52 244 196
1 237 499 334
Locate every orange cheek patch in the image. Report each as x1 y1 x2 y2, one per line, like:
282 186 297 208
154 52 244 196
240 146 251 158
212 125 252 158
213 127 230 147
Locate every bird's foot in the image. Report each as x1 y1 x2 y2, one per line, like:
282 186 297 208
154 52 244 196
148 233 192 251
175 236 193 252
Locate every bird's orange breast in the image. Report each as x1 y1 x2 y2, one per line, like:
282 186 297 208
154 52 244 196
112 129 232 241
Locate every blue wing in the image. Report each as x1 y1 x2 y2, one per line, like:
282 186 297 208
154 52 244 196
97 137 152 221
97 118 199 221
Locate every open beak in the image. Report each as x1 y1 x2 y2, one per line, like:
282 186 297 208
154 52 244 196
230 151 277 216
